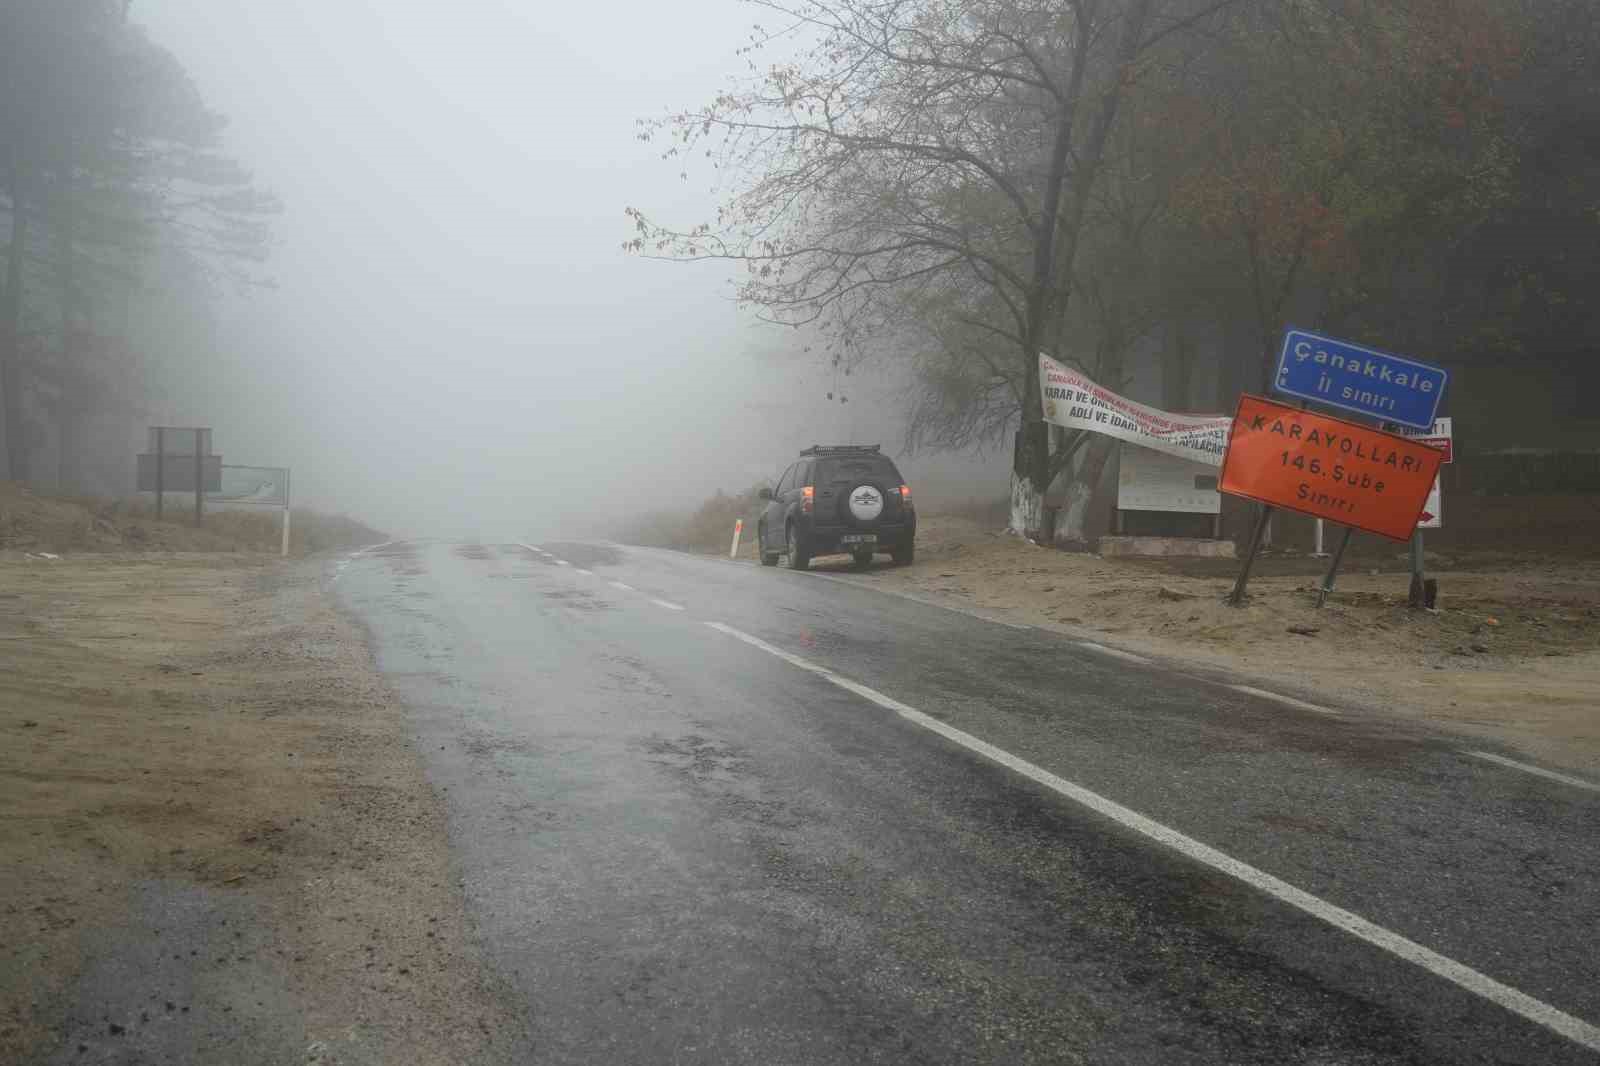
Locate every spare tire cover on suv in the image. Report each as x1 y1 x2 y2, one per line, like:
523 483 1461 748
847 484 884 521
817 456 903 527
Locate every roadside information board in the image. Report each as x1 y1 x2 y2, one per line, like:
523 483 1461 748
1117 444 1221 514
1219 395 1444 541
1418 476 1442 529
1275 329 1447 430
1397 418 1451 528
1398 417 1453 463
137 453 221 493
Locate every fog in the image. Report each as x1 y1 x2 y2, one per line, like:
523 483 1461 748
123 1 998 540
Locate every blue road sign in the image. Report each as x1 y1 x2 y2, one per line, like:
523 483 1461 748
1274 329 1447 429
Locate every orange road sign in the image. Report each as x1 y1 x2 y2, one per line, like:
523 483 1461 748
1219 395 1444 541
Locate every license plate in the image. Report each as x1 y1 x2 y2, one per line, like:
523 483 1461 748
841 534 877 545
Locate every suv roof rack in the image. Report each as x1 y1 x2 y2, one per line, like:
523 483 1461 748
799 444 882 457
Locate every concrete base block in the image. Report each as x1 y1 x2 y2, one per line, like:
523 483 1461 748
1098 535 1237 559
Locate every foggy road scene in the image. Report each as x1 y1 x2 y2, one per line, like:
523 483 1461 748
5 1 1600 1064
326 539 1600 1064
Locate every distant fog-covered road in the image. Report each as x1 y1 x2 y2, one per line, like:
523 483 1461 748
334 540 1600 1065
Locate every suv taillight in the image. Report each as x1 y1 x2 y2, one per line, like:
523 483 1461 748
802 485 814 513
900 484 913 508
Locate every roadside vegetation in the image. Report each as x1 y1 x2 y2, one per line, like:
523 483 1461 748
631 0 1600 541
0 481 385 556
2 3 278 497
612 485 771 556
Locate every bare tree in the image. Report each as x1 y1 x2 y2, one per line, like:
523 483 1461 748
629 0 1237 538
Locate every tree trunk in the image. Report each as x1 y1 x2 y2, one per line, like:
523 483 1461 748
1009 0 1157 541
1055 434 1116 548
1008 420 1050 538
1 160 29 483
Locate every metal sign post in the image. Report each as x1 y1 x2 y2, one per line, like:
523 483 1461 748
140 428 219 521
1401 419 1451 608
154 427 165 519
281 468 291 558
1228 504 1275 605
1270 333 1450 609
1316 526 1355 607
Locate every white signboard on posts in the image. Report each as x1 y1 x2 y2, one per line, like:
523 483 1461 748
1040 354 1230 467
1398 418 1451 528
1118 444 1223 514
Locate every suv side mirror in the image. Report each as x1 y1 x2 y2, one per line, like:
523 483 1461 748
757 487 774 501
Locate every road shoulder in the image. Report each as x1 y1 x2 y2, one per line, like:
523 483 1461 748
0 553 523 1064
701 516 1600 776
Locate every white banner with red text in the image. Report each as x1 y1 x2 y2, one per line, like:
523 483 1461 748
1039 354 1230 468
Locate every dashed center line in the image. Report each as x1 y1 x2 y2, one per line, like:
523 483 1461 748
703 620 1600 1054
1466 751 1600 794
516 546 677 611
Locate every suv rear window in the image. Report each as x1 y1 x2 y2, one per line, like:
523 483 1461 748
815 457 902 486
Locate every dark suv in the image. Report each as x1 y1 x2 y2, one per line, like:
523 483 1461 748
757 445 915 570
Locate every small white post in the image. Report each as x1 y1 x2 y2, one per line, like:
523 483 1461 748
279 467 292 557
1313 518 1326 557
729 518 744 559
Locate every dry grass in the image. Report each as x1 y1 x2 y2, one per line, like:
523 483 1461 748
613 485 769 555
0 553 519 1063
0 481 385 556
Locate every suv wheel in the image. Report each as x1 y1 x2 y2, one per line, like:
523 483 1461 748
891 541 914 566
784 523 811 571
759 524 780 567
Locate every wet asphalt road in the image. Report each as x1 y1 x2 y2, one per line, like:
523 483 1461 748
335 540 1600 1065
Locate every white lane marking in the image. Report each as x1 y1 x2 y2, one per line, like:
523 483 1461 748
609 581 635 592
555 560 570 567
703 620 1600 1052
1466 751 1600 794
576 568 593 576
1077 642 1151 665
1231 685 1341 717
651 598 686 611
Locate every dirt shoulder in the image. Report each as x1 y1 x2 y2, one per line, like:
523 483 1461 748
0 553 523 1064
802 516 1600 776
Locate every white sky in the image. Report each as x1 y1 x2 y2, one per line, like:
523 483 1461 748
133 1 1000 537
